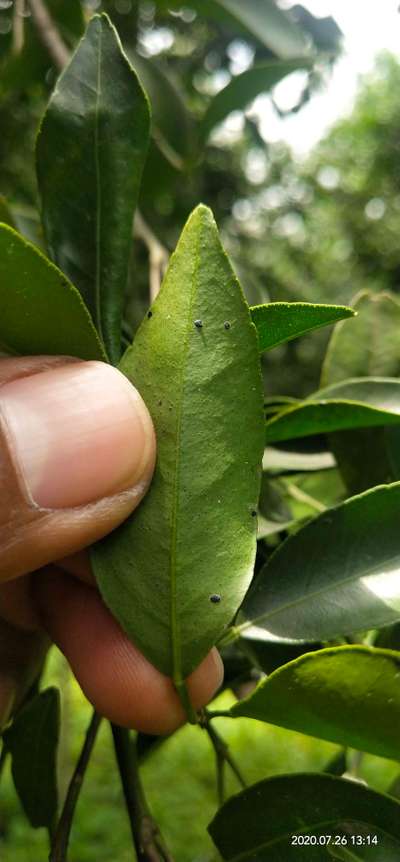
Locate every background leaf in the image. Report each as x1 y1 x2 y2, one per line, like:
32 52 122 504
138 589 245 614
3 688 60 830
92 205 264 682
36 13 151 364
237 481 400 643
208 773 400 861
0 224 106 360
229 645 400 761
251 302 354 353
265 378 400 443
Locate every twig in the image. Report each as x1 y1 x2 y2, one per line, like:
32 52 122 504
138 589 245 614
12 0 25 55
286 482 326 514
0 741 8 781
134 211 169 303
28 0 70 70
111 724 173 862
200 711 246 797
49 711 101 862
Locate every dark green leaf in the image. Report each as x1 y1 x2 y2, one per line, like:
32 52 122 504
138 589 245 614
265 378 400 444
0 224 106 360
3 688 60 830
92 205 264 683
208 773 400 861
0 195 16 228
36 13 151 364
230 645 400 761
202 62 309 140
237 481 400 644
252 301 354 353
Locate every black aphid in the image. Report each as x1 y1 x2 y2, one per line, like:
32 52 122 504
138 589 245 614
194 319 203 328
224 321 231 330
147 310 153 319
251 509 257 517
210 594 221 604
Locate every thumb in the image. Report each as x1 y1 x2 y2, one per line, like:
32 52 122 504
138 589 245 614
0 356 155 582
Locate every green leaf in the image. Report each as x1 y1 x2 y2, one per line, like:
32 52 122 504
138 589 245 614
265 378 400 444
229 645 400 761
3 688 60 830
236 481 400 644
0 224 106 360
252 301 354 353
208 773 400 861
202 61 309 140
0 195 16 228
263 446 336 473
92 205 264 682
36 13 151 364
164 0 312 58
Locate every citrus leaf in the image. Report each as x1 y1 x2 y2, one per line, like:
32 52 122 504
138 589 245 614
3 688 60 830
263 446 336 473
236 481 400 644
265 378 400 443
208 773 400 861
0 195 16 228
229 645 400 761
36 13 151 364
251 302 354 353
202 61 309 139
92 205 264 683
0 223 106 360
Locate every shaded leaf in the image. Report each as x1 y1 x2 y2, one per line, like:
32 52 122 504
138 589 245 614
0 195 16 228
230 646 400 761
252 301 354 353
209 773 400 861
202 61 309 140
236 481 400 644
265 378 400 444
0 224 106 360
36 13 151 364
92 206 264 683
3 688 60 830
263 445 336 473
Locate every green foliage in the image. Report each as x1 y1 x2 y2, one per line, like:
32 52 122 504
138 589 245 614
3 689 60 831
251 301 354 352
228 645 400 760
0 223 106 360
209 774 400 860
92 205 264 689
36 13 151 363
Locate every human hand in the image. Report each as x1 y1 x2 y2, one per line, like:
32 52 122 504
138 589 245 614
0 357 223 734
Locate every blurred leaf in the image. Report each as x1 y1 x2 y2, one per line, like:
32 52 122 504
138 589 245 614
263 446 336 473
239 636 320 675
201 61 309 140
230 646 400 761
252 301 354 353
3 688 60 830
36 13 151 364
236 481 400 644
92 206 264 682
209 774 400 860
0 195 16 228
265 378 400 444
290 5 343 53
324 750 347 776
0 224 106 360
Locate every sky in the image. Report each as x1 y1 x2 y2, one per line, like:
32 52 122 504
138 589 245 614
260 0 400 156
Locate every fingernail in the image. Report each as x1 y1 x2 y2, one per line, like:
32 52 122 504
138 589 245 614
0 361 155 509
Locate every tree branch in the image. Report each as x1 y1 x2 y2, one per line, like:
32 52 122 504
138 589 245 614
12 0 25 55
111 724 173 862
49 711 101 862
200 710 246 797
134 212 169 303
28 0 70 70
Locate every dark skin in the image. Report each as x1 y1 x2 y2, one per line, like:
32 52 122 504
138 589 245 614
0 356 223 734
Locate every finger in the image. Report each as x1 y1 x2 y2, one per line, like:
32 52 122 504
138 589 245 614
33 568 224 735
0 357 156 583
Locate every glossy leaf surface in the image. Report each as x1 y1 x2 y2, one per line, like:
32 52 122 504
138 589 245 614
265 378 400 443
36 13 151 364
0 224 106 360
238 481 400 643
3 689 60 830
230 646 400 760
251 301 354 353
202 62 308 139
209 774 400 861
92 206 264 680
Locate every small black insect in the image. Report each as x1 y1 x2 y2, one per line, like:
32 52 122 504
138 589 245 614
210 594 221 604
147 310 153 319
251 509 257 517
194 319 203 328
224 321 231 330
